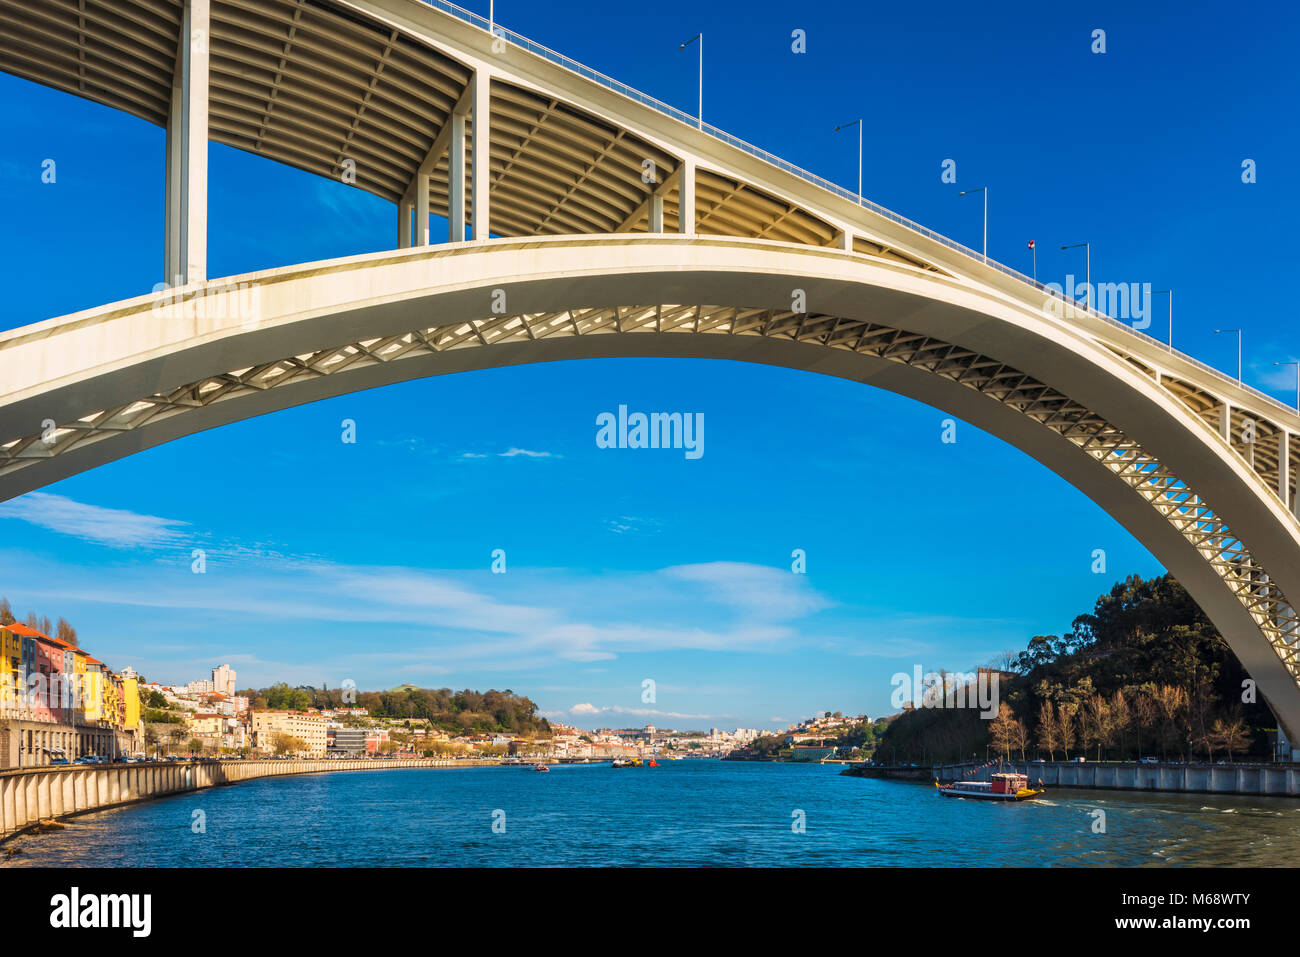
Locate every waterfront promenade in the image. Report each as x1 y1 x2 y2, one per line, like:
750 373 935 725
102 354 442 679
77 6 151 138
0 757 499 842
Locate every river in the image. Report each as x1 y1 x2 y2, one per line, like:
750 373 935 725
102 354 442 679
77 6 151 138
5 760 1299 866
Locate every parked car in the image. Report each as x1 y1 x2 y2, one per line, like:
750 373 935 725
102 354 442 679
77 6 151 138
49 756 70 765
1140 756 1159 764
1073 756 1087 763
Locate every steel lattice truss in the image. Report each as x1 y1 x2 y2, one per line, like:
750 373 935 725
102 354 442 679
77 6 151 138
3 303 1298 677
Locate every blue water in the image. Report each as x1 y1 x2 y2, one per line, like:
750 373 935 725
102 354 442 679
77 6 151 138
6 761 1300 866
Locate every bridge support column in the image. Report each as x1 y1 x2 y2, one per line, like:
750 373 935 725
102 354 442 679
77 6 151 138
164 0 209 285
415 171 430 246
649 193 663 232
449 109 466 241
397 197 412 249
678 159 695 234
470 69 491 240
1219 402 1232 442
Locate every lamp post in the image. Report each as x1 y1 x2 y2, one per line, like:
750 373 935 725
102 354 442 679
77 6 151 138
834 119 863 203
959 186 987 261
1061 242 1090 310
1153 289 1173 352
1276 361 1300 412
679 33 702 129
1214 328 1243 383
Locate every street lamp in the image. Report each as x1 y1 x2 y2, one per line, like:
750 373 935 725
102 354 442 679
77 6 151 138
958 187 987 261
1061 242 1090 310
1275 361 1300 412
679 33 702 130
1152 289 1173 352
1214 328 1243 383
834 118 863 204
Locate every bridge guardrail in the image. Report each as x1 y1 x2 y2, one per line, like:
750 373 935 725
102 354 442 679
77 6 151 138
420 0 1295 423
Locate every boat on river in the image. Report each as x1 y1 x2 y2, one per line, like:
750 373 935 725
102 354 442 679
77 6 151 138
935 772 1044 801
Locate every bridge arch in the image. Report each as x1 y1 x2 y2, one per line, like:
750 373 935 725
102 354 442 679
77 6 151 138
3 234 1300 736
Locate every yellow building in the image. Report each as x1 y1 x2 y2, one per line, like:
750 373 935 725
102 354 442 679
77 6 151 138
0 627 20 711
70 649 87 723
121 674 139 727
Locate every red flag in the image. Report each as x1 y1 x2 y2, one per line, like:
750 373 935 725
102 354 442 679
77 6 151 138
1027 239 1035 249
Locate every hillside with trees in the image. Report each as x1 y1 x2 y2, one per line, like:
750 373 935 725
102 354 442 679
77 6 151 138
238 683 551 737
873 573 1274 765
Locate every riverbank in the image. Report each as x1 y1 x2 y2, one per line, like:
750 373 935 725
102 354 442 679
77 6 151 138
839 763 931 780
914 760 1300 797
0 757 500 843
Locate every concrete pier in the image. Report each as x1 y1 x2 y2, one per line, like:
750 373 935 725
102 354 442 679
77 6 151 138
0 757 496 842
932 760 1300 797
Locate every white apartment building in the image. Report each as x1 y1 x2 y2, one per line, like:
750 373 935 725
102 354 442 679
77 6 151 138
211 664 236 697
250 710 328 756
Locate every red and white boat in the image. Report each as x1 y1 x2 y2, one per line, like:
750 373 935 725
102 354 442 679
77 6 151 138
935 772 1044 801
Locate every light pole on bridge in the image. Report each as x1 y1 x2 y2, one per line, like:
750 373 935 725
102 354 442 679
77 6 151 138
1061 242 1091 310
959 186 988 261
679 33 703 130
1275 361 1300 412
1153 289 1173 352
1214 328 1243 384
834 118 863 204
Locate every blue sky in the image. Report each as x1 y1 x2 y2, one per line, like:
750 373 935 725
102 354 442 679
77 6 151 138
0 0 1295 730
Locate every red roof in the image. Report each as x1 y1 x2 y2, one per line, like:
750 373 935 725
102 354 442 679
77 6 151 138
5 623 48 640
8 624 79 651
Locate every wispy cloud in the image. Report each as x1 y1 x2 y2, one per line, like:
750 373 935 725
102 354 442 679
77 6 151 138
0 492 188 548
569 703 726 720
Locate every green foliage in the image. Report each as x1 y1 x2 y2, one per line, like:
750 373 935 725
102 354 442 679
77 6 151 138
144 690 169 709
874 573 1275 764
237 684 551 738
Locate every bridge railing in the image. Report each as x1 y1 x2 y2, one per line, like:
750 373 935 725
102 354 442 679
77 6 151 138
420 1 1295 422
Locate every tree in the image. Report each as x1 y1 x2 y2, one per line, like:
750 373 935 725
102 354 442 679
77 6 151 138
1083 694 1113 762
55 617 78 647
1109 689 1132 757
988 703 1018 761
1057 703 1076 760
0 597 13 626
1036 701 1060 761
1132 690 1159 759
1212 715 1250 762
271 732 306 756
1151 684 1188 761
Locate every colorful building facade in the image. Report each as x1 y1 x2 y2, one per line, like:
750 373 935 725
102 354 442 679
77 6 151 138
0 623 143 768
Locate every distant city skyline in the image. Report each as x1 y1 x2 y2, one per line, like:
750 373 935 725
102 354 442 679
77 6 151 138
2 0 1293 729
